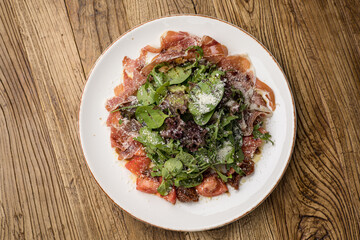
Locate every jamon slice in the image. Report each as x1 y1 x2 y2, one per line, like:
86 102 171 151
107 114 143 160
142 32 229 75
255 78 276 111
242 135 263 159
141 31 201 75
219 55 256 92
239 111 265 136
219 55 275 116
105 49 147 111
144 31 201 53
201 35 228 63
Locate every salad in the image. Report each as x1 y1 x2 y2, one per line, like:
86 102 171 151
106 31 276 204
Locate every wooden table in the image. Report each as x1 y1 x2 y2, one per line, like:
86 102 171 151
1 0 359 239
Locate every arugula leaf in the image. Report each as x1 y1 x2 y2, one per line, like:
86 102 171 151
135 105 168 129
253 122 274 144
239 104 247 112
157 179 173 196
165 67 192 85
175 174 203 188
137 82 156 105
234 148 245 162
212 167 231 182
193 148 211 170
210 110 223 141
188 78 224 115
118 119 123 125
175 151 198 172
154 141 180 157
226 163 245 176
221 115 238 128
154 81 170 104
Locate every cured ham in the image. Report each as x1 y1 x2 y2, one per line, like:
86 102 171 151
201 35 228 63
141 32 228 75
107 111 144 159
255 78 276 111
141 31 201 75
105 50 147 111
242 133 264 159
240 111 265 136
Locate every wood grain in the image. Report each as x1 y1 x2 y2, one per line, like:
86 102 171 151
0 0 359 239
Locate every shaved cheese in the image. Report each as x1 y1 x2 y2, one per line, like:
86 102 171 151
197 93 218 113
217 141 233 162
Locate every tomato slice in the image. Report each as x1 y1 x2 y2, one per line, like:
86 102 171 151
196 174 228 197
125 157 151 176
157 188 177 205
136 175 160 194
255 78 276 111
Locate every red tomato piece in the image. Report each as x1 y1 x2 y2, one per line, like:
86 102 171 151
196 174 228 197
136 175 160 194
125 156 151 176
157 188 177 205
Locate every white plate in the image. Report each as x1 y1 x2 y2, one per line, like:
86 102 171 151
79 15 296 231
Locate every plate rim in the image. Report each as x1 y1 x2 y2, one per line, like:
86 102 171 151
78 14 297 231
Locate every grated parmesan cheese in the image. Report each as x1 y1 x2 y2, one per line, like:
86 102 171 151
197 93 218 113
